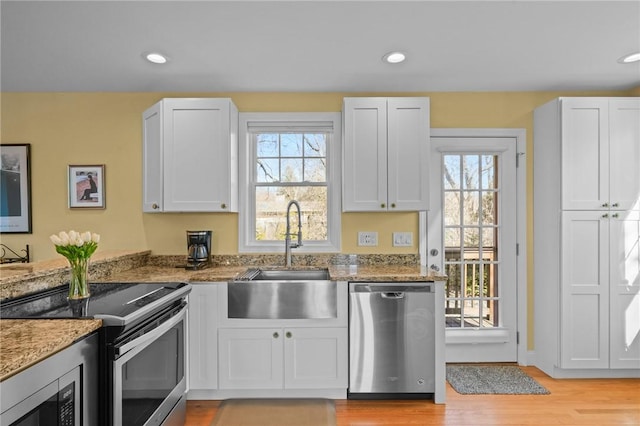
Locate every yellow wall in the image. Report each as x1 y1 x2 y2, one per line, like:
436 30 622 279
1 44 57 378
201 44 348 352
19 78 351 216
1 89 635 350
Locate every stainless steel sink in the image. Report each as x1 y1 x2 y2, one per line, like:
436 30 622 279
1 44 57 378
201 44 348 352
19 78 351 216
228 268 336 319
239 268 330 281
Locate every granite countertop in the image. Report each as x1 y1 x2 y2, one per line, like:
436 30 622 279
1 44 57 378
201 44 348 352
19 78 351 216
103 263 446 283
0 319 102 381
0 250 445 382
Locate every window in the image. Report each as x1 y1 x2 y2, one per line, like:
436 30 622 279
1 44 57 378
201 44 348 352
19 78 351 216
239 113 341 253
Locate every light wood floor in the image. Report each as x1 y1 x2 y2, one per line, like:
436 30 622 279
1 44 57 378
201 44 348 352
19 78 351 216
184 367 640 425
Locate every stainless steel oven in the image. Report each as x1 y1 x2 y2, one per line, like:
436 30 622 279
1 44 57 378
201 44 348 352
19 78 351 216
1 282 191 426
108 299 187 426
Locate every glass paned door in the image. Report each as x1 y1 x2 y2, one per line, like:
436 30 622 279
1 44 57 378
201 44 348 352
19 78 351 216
429 136 518 363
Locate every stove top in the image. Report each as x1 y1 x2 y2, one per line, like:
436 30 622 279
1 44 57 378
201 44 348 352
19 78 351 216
0 282 191 326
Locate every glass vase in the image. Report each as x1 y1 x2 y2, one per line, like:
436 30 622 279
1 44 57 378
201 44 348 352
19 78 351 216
68 257 90 300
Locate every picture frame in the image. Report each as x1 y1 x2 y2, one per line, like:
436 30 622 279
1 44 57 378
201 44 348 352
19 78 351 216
68 165 105 209
0 144 32 233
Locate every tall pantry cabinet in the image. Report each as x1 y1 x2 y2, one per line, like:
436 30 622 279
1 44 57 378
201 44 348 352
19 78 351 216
534 97 640 378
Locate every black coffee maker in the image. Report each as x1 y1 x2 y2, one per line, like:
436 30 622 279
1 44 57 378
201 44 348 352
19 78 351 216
186 230 212 270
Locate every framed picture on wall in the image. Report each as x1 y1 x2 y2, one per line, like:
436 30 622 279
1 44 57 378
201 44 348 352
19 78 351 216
68 164 105 209
0 144 32 233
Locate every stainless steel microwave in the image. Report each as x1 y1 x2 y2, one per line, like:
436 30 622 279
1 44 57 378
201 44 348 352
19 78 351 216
0 366 79 426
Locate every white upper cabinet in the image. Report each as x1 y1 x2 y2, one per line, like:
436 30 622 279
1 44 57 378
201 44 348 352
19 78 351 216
561 98 640 211
142 98 238 212
342 97 430 212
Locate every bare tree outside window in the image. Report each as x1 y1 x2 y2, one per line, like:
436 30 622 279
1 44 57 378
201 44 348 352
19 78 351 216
254 132 328 242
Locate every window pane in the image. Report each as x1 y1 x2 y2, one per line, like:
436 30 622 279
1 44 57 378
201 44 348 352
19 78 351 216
257 134 279 157
281 159 303 182
463 191 479 225
255 186 327 241
481 155 497 189
444 155 461 190
462 155 479 189
481 191 496 225
463 227 479 249
304 134 326 157
304 158 326 182
444 228 461 249
444 192 460 225
281 134 302 156
257 159 279 183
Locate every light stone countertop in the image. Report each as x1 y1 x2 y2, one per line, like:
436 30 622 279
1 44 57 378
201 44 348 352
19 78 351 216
0 251 445 382
0 319 102 382
102 263 447 283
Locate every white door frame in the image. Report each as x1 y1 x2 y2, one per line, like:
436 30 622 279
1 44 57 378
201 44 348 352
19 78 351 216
419 128 528 365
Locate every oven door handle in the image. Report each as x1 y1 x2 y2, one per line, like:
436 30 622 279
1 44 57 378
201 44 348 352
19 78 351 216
114 306 186 357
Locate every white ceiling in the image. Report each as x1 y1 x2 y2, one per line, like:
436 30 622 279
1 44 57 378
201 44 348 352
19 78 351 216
1 0 639 92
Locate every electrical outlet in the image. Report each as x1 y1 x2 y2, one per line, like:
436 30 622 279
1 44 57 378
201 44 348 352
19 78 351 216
393 232 413 247
358 231 378 246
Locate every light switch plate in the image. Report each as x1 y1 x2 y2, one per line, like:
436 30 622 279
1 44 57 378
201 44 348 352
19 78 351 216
358 232 378 246
393 232 413 247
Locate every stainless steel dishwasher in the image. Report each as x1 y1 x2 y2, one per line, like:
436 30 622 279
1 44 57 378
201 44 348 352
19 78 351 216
348 282 435 399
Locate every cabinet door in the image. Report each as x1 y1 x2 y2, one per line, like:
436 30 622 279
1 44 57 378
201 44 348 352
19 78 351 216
218 328 283 389
188 284 218 390
163 98 236 212
142 102 163 212
387 97 430 211
561 98 609 210
561 211 609 368
609 99 640 211
609 211 640 369
283 328 347 389
342 97 388 211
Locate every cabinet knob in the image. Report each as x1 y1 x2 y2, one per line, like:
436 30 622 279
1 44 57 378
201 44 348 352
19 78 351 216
152 203 159 210
612 213 619 218
602 213 609 218
390 203 396 208
221 203 227 209
381 203 386 208
602 203 609 208
286 331 292 338
273 332 279 339
612 202 619 208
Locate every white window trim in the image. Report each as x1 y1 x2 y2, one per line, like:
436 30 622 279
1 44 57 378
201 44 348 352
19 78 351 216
238 112 342 253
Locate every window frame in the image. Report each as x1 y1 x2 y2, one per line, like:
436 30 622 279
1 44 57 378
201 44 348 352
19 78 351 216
238 112 342 253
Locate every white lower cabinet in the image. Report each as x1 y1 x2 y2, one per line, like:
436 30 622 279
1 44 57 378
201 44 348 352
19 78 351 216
218 327 348 390
188 283 220 391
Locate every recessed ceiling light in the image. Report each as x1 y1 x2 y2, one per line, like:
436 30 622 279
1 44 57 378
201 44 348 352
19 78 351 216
618 52 640 64
145 52 168 64
383 51 406 64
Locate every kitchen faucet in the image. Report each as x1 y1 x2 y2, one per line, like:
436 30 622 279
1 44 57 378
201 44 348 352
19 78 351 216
285 200 303 267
